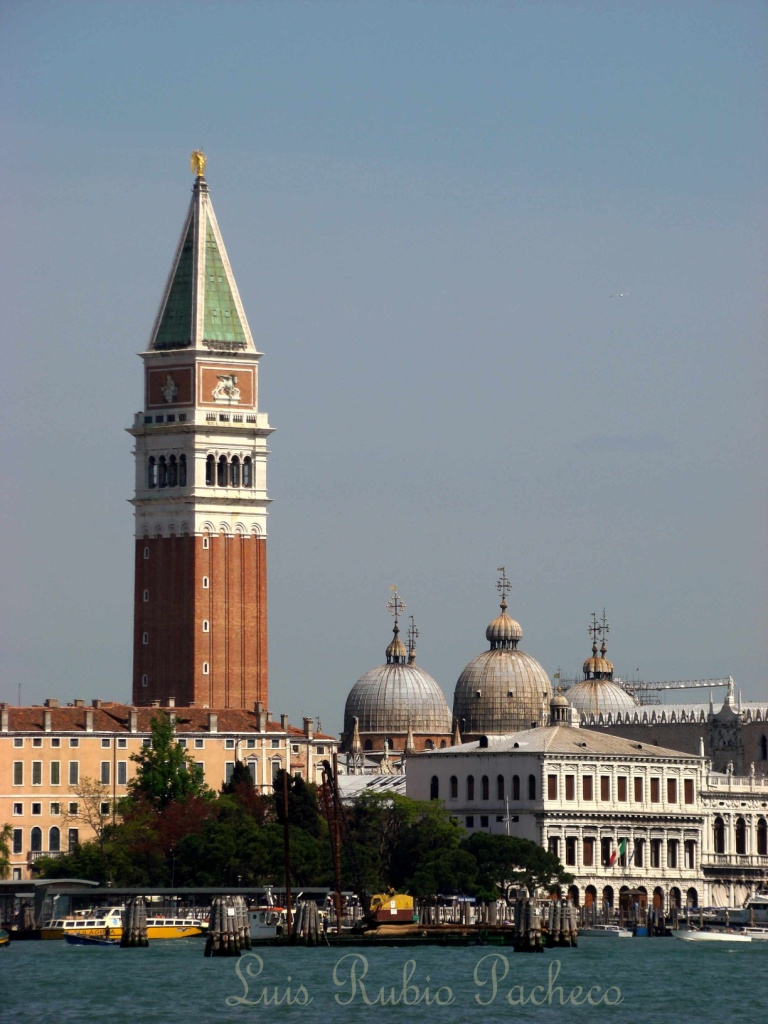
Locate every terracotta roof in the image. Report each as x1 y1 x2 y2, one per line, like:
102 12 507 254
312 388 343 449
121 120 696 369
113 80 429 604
0 702 335 740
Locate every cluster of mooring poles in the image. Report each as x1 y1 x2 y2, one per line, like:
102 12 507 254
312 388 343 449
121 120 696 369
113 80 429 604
204 896 251 957
511 891 544 952
291 901 324 945
120 897 148 947
545 897 578 948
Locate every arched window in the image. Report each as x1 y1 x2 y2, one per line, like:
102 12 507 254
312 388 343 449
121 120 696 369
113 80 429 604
158 456 168 488
512 775 520 801
758 818 767 856
179 454 187 486
217 455 228 487
424 739 434 750
206 455 215 486
497 775 505 800
364 740 373 751
481 775 489 800
761 735 768 760
49 826 60 853
439 740 447 749
147 456 157 489
168 455 178 487
735 817 747 855
243 456 253 487
714 816 725 854
450 775 458 799
430 776 439 800
31 827 42 853
528 774 536 800
230 456 240 487
467 775 475 800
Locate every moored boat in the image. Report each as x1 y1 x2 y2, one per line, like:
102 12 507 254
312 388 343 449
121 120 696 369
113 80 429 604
673 929 751 943
64 933 120 947
578 924 632 939
0 929 9 948
42 907 207 941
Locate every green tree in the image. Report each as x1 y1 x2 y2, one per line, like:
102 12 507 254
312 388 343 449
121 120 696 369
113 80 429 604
273 771 322 837
0 823 13 879
127 713 210 811
460 832 574 898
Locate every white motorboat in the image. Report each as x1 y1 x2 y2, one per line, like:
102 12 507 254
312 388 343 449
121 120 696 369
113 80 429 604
673 929 751 943
742 927 768 941
578 924 632 938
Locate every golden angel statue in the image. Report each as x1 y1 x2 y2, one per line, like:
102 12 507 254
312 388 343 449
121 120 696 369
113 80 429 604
190 150 207 177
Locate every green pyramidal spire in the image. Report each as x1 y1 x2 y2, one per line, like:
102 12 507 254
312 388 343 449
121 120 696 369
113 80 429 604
149 171 255 352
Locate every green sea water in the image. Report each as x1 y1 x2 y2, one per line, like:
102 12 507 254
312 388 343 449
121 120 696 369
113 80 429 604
2 937 766 1024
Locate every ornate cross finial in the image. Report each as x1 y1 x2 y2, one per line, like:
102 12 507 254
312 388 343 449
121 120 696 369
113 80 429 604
190 149 207 177
496 566 511 605
600 608 610 639
406 615 419 658
387 585 405 626
588 611 601 644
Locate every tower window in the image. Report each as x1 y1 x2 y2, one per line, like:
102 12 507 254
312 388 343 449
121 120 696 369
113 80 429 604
141 674 148 688
206 454 215 486
217 455 228 487
230 456 240 486
142 632 149 645
179 454 187 486
143 547 149 559
243 457 252 487
202 620 209 632
202 536 209 549
168 455 178 487
202 577 209 589
147 457 157 489
158 456 168 488
203 662 210 675
143 589 149 602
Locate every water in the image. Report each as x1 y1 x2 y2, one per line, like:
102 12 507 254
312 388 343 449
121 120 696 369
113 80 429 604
2 937 766 1024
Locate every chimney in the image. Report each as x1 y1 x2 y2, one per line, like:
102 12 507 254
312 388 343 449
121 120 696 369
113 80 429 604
254 701 267 732
43 710 52 733
208 712 218 733
280 714 288 730
303 717 314 740
167 697 175 708
167 711 176 728
85 709 94 733
150 700 160 708
1 707 8 733
92 699 103 709
45 698 59 709
129 711 138 734
73 699 84 708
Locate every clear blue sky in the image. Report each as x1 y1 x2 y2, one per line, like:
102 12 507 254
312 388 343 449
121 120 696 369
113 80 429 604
2 1 767 732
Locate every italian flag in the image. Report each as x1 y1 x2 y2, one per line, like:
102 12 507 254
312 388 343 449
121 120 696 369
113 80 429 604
609 839 627 867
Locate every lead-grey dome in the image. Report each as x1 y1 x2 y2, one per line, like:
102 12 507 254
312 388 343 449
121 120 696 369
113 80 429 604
343 623 452 739
567 636 637 718
453 596 552 736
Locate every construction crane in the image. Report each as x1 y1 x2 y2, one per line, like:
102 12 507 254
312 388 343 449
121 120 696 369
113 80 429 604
320 756 373 932
621 677 732 706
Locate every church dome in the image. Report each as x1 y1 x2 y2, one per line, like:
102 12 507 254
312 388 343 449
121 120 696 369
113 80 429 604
342 601 452 745
567 621 637 718
452 574 552 737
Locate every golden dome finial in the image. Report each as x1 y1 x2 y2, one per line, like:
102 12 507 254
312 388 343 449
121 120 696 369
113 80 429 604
190 149 207 178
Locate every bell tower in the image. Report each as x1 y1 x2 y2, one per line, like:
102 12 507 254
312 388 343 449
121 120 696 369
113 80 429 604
129 153 273 708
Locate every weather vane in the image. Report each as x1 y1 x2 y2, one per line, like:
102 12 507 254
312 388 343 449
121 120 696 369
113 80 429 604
406 615 419 658
190 149 207 178
387 585 405 626
588 609 610 643
496 566 511 603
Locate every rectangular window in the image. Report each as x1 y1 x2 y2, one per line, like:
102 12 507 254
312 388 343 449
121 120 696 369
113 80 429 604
142 738 152 747
177 738 187 748
246 738 256 748
667 778 677 803
50 802 60 815
225 739 235 749
68 802 79 815
317 746 325 755
12 803 22 816
69 761 79 785
31 803 42 816
684 839 695 869
650 777 661 803
480 815 489 828
667 839 678 868
617 776 627 802
50 761 60 786
51 738 61 747
618 838 628 867
32 761 42 785
195 762 205 779
117 762 127 785
101 738 110 748
32 737 42 747
100 762 110 785
650 839 662 868
117 738 127 749
271 739 280 749
225 762 235 784
194 739 204 749
565 836 577 866
13 762 23 786
634 840 644 867
565 775 575 800
601 837 612 865
548 836 560 858
582 775 593 801
68 829 79 851
684 778 694 804
12 830 22 854
634 777 643 803
13 738 23 748
100 802 110 816
547 774 558 800
582 837 595 867
292 744 300 754
600 775 610 801
465 816 474 828
69 738 79 748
